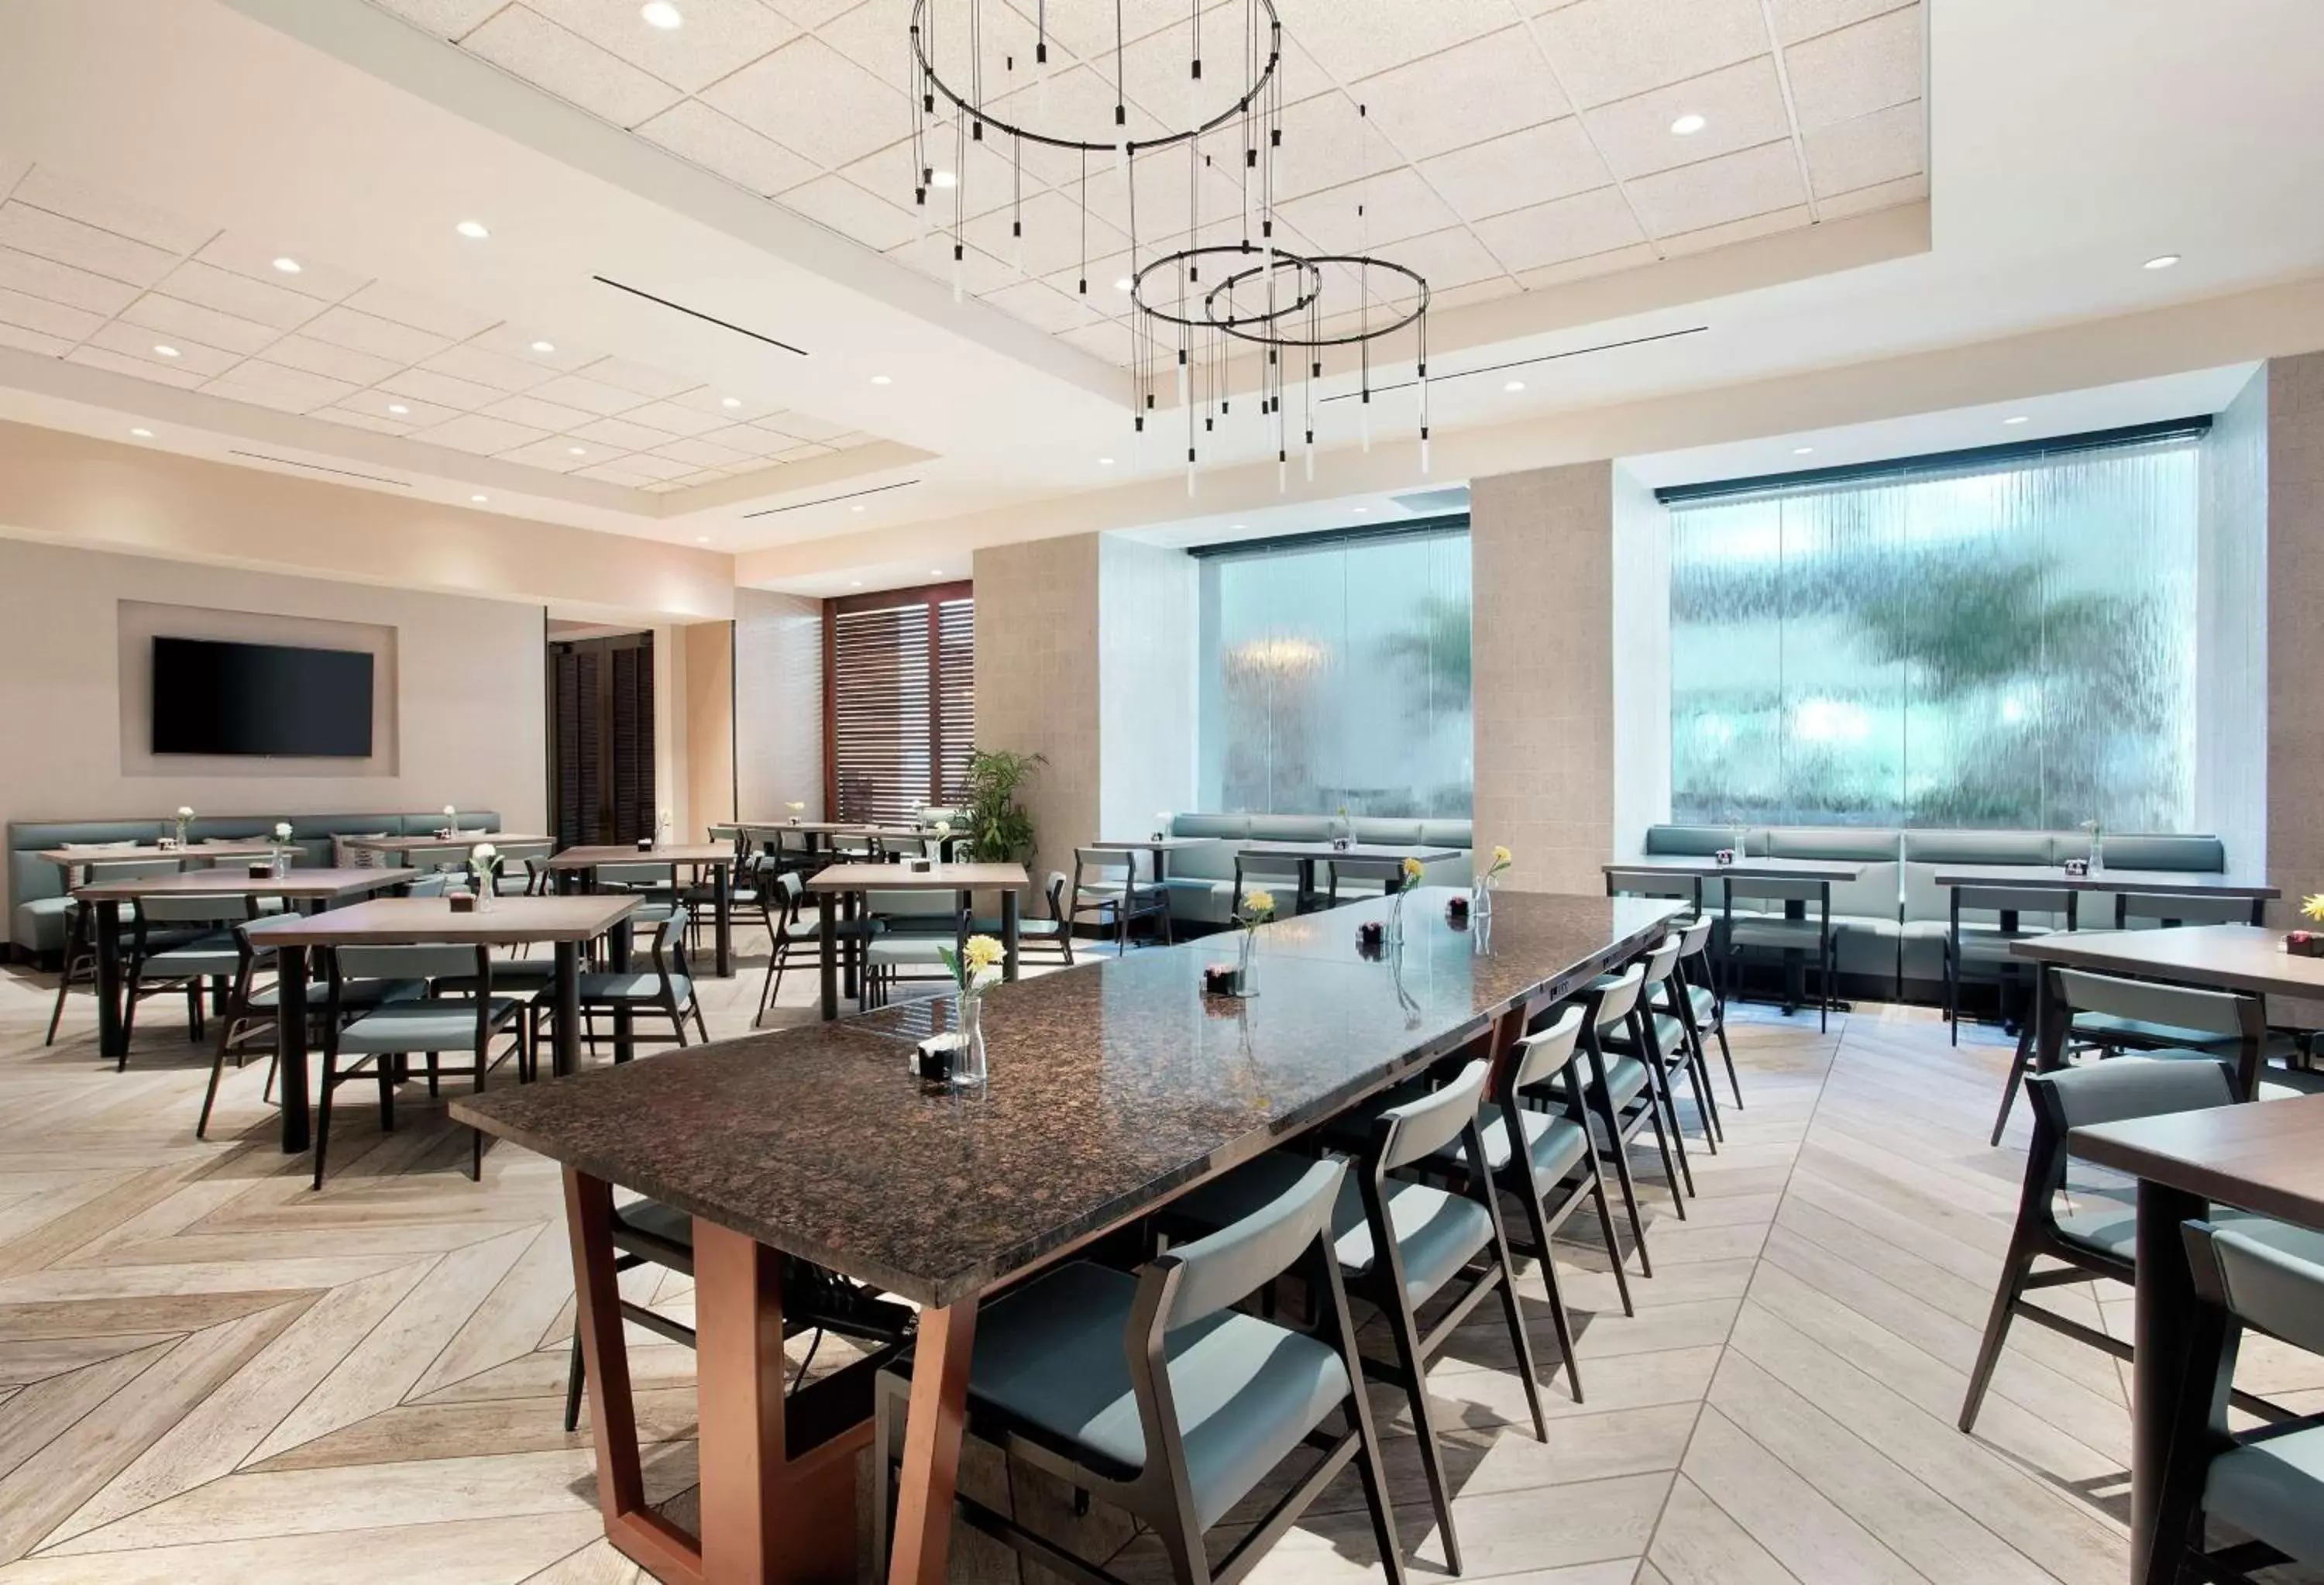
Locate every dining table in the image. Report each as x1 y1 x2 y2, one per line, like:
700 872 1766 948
548 844 738 978
453 885 1685 1585
802 862 1030 1021
338 831 555 860
70 865 414 1063
1085 835 1213 886
1933 865 2276 930
244 893 639 1153
1236 840 1462 914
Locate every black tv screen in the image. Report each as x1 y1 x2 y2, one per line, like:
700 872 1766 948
151 637 375 758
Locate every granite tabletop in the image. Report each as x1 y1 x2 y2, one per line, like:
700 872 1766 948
454 887 1682 1306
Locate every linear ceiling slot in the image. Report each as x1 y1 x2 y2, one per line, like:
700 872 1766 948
1318 325 1709 401
741 479 921 518
227 450 411 486
592 276 808 356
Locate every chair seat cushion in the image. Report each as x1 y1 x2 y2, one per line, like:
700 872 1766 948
435 959 562 994
1602 1013 1688 1060
1728 917 1829 949
2205 1424 2324 1563
962 1260 1350 1529
1686 984 1717 1025
865 940 952 966
2054 1189 2324 1267
1532 1053 1648 1112
335 998 524 1053
576 971 690 1005
253 978 423 1011
1435 1102 1589 1183
1170 1153 1492 1307
137 934 243 979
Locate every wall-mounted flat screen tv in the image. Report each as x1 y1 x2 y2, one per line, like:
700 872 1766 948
151 636 375 758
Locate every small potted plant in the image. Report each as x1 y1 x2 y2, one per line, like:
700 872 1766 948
467 842 503 909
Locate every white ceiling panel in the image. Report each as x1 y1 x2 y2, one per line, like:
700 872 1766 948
415 411 556 454
484 391 604 431
605 450 697 481
1352 26 1563 163
526 370 651 414
366 0 511 36
1270 93 1401 201
653 435 755 468
189 236 368 301
620 398 735 436
67 344 208 388
779 174 925 251
1804 100 1923 199
310 405 418 436
88 319 239 376
499 436 596 470
1531 0 1770 108
119 293 281 356
9 166 211 253
635 99 821 196
1276 168 1459 252
261 332 402 386
1470 183 1643 270
1817 168 1923 218
462 5 686 129
0 201 184 287
1783 5 1921 129
1273 0 1522 85
585 356 697 400
1378 225 1507 290
0 284 102 342
344 389 462 428
570 413 686 450
339 280 501 340
381 364 519 410
525 0 802 92
1511 238 1656 290
156 259 332 331
0 244 141 315
981 276 1093 333
423 340 561 393
304 304 456 363
701 36 903 169
1418 119 1611 222
1584 54 1790 180
1770 0 1913 49
1624 138 1807 236
1661 201 1810 257
203 359 360 412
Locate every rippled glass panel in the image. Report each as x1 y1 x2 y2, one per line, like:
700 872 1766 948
1670 437 2198 830
1198 527 1473 817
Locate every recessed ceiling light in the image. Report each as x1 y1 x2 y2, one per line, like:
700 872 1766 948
530 339 556 353
1351 506 1370 515
1670 113 1707 136
1098 456 1116 466
456 219 490 239
1114 277 1133 292
931 170 957 189
568 445 587 455
641 1 682 28
1504 379 1525 392
870 374 892 385
851 504 867 512
2144 253 2181 270
696 535 710 542
1793 445 1813 456
930 568 944 576
387 403 410 415
720 396 741 408
851 580 864 588
152 344 180 358
271 256 301 274
130 427 153 438
2003 414 2030 425
471 493 488 503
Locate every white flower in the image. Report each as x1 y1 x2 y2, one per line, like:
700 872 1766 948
933 820 952 837
443 805 457 817
786 800 806 813
471 842 497 862
177 806 194 820
273 822 293 840
1156 810 1173 823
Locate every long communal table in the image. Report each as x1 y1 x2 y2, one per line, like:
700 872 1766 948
454 887 1684 1585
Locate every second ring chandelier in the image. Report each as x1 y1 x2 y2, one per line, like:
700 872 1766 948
906 0 1432 492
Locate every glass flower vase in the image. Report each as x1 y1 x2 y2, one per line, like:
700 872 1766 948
1471 875 1494 920
952 992 988 1087
1387 889 1407 947
1236 929 1260 996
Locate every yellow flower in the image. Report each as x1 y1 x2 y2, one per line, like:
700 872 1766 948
961 934 1004 975
2303 894 2324 923
1492 844 1512 866
1242 889 1275 921
1401 856 1425 881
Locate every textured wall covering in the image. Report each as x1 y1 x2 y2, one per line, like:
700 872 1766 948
2269 352 2324 923
1098 535 1197 844
1471 460 1616 895
733 587 823 823
974 534 1101 888
2199 367 2267 880
683 620 735 837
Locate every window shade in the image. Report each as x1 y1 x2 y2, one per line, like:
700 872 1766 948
825 583 973 823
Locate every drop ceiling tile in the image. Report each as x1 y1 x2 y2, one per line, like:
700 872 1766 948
702 36 904 170
636 99 822 195
304 304 456 364
1512 238 1656 288
1058 318 1135 363
960 190 1129 279
414 411 555 455
363 0 511 38
339 280 500 340
573 461 662 486
203 359 359 413
1817 168 1923 218
1419 118 1609 222
120 294 282 356
841 129 1030 224
655 435 755 467
641 480 687 493
583 356 696 399
422 341 558 394
824 431 879 449
1353 26 1564 163
1783 6 1921 129
380 365 511 411
1661 201 1810 257
607 450 696 480
1532 0 1769 108
0 320 72 357
780 174 924 251
0 245 141 315
0 202 181 287
498 436 597 471
1624 138 1805 236
1377 225 1507 290
1276 168 1458 251
313 406 420 436
980 277 1091 334
66 345 207 389
1470 184 1643 270
1270 94 1401 201
527 370 650 414
570 414 685 449
263 334 404 386
885 232 1019 296
665 386 780 419
1105 2 1294 139
86 320 240 376
772 443 833 462
1772 0 1914 47
761 410 851 441
1585 54 1789 179
526 0 802 92
675 468 731 487
155 259 329 331
463 5 686 128
9 167 211 254
356 390 464 427
484 392 603 431
465 323 601 370
1273 0 1524 84
0 284 101 342
618 398 734 437
190 236 366 301
817 0 968 80
1803 99 1923 198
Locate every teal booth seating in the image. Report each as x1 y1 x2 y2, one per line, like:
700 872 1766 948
9 811 504 961
1152 814 1473 927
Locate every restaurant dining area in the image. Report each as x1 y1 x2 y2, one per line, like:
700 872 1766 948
6 3 2324 1583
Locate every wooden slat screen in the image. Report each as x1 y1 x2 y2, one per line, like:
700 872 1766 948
824 581 973 824
549 631 655 848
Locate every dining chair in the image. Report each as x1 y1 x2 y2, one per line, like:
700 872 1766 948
1325 856 1404 906
1670 912 1741 1109
1071 847 1171 950
1947 883 2075 1047
1723 876 1834 1030
312 944 528 1188
45 857 184 1046
2151 1219 2324 1580
1161 1058 1542 1574
2113 890 2262 930
754 871 883 1023
1639 915 1727 1147
1589 937 1703 1195
119 893 255 1064
873 1157 1407 1585
554 907 706 1055
968 872 1074 967
1958 1057 2319 1432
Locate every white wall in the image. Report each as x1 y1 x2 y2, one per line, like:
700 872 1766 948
1098 534 1197 841
733 586 824 821
0 536 545 833
1611 464 1672 857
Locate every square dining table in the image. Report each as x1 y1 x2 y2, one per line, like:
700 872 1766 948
803 863 1030 1020
549 844 738 978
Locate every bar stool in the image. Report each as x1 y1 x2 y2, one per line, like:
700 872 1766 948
1586 938 1700 1200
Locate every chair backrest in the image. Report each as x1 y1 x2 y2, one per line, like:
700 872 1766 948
334 943 483 982
1955 884 2075 920
2027 1056 2234 1135
2113 892 2254 929
1638 935 1683 988
1329 858 1404 885
1047 870 1070 920
1153 1156 1347 1331
2054 968 2262 1040
2187 1221 2324 1356
596 862 673 887
865 889 961 919
653 906 692 958
1591 964 1646 1027
139 893 249 925
1232 852 1306 883
776 870 804 916
1728 876 1828 908
84 858 184 884
405 872 455 897
1673 914 1714 959
1074 848 1136 882
1511 1005 1587 1091
1372 1057 1489 1172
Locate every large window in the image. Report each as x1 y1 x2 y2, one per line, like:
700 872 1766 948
1667 428 2202 830
824 582 973 823
1197 524 1472 817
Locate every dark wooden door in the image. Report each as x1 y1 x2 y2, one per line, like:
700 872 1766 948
549 632 655 849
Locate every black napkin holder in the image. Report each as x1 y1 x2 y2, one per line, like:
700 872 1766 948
913 1033 962 1081
1204 964 1250 997
449 892 479 914
1446 896 1470 928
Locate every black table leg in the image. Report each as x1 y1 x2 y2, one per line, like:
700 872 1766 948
817 891 838 1021
552 940 580 1078
94 900 125 1060
277 944 310 1152
712 860 733 978
1002 889 1020 981
607 920 634 1063
843 893 861 1006
2129 1178 2208 1585
1295 858 1316 915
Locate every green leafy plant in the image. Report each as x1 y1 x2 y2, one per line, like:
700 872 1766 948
961 749 1046 864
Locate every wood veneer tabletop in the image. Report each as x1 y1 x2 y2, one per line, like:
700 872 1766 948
1934 865 2278 898
39 841 282 865
2012 924 2324 1000
805 862 1030 892
549 844 735 866
73 867 410 901
242 893 638 947
1604 854 1868 880
2071 1093 2324 1230
720 820 927 838
1238 841 1463 862
453 889 1681 1306
339 833 553 852
1088 837 1215 850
